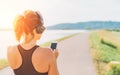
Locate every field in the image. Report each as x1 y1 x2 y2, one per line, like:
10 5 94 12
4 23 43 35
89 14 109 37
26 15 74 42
89 30 120 75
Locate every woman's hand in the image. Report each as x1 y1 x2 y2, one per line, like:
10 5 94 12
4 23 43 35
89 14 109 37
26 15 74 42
53 49 59 59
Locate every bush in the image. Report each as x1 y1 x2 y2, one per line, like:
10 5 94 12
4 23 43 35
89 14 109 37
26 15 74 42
89 30 120 75
106 65 120 75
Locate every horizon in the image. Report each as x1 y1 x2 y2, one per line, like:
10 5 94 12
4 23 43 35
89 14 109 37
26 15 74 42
0 20 120 30
0 0 120 29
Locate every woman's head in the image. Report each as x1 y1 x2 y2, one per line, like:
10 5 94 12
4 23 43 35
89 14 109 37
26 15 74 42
13 10 45 43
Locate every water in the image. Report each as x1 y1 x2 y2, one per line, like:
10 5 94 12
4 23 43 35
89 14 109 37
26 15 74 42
0 30 87 59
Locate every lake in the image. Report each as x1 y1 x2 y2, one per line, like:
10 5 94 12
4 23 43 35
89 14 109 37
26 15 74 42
0 30 88 59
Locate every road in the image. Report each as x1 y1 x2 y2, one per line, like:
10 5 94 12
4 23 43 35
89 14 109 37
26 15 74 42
0 31 96 75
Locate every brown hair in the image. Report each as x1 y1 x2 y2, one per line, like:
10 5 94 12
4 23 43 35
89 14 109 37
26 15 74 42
13 10 45 42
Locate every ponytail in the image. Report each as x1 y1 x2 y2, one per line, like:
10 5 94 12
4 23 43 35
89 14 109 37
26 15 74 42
13 15 24 42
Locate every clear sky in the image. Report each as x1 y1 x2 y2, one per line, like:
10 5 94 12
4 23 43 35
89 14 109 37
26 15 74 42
0 0 120 28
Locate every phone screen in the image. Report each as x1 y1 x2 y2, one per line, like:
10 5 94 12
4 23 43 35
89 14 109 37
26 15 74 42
50 42 57 50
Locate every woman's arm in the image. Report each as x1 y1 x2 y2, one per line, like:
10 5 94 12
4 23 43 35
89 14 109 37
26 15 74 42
7 46 16 69
48 49 59 75
48 55 59 75
7 46 21 69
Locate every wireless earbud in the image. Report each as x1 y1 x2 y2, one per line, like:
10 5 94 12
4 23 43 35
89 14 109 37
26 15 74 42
35 11 45 34
36 25 45 34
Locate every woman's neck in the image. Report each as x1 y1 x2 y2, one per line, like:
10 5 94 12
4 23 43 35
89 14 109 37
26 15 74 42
24 33 34 44
21 40 37 50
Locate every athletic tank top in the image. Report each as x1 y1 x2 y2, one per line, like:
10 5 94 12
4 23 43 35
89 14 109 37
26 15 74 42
13 45 48 75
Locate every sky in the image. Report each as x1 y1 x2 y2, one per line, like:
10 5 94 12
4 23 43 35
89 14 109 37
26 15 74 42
0 0 120 28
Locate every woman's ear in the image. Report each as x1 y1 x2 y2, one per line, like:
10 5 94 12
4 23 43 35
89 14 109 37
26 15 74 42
33 28 38 34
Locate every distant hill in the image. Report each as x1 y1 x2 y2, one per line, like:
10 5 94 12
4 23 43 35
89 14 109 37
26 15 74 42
46 21 120 30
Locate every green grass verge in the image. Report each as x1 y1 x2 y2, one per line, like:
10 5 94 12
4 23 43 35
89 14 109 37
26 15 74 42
0 33 78 70
89 31 120 75
40 33 78 47
0 59 8 69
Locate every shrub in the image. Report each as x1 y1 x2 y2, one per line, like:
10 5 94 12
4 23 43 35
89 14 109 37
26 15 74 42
106 64 120 75
89 30 120 75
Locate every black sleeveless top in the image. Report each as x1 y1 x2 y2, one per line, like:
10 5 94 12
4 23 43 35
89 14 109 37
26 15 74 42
13 45 48 75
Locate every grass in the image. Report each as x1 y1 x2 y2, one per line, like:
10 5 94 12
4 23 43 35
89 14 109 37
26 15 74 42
0 33 78 70
40 33 78 47
89 30 120 75
111 32 120 37
0 59 8 69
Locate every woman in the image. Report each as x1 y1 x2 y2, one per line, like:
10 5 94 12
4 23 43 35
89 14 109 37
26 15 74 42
7 10 59 75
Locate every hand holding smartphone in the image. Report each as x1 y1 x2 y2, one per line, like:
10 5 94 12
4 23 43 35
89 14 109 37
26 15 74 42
50 41 59 58
50 41 58 51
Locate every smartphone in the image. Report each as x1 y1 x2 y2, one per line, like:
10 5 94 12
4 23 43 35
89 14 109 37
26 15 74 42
50 41 57 50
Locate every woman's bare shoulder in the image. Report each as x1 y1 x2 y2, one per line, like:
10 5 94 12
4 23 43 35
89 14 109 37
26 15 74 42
32 47 53 72
7 45 22 69
7 45 18 54
36 47 53 55
34 47 54 60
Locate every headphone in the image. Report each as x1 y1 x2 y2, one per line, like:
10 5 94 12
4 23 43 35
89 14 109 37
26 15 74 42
36 25 45 34
35 12 45 34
